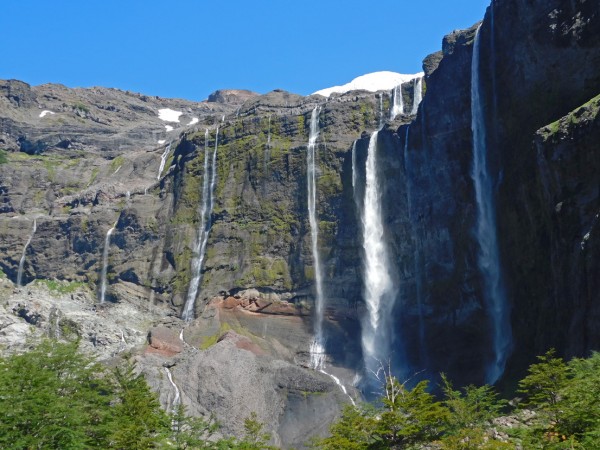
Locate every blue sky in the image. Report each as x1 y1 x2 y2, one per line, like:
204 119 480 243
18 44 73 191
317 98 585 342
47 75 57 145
1 0 490 101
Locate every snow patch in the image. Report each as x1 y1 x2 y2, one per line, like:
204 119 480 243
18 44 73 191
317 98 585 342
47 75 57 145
165 125 174 132
188 117 199 126
313 71 423 98
158 108 182 123
157 139 166 145
39 110 55 118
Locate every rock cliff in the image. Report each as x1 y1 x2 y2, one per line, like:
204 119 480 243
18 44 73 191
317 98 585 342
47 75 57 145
0 0 598 446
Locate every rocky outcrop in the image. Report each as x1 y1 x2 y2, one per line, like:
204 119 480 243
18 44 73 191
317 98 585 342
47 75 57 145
139 329 351 449
207 89 259 104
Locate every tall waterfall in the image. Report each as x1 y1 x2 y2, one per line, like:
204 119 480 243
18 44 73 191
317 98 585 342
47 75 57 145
471 25 512 384
306 106 327 370
17 218 37 287
99 221 117 303
390 85 404 120
181 128 218 321
410 77 423 115
157 142 172 179
361 130 395 379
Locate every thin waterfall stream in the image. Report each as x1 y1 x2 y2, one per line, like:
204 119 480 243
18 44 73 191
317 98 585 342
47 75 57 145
306 106 326 369
99 221 117 303
471 25 512 384
182 128 218 321
17 218 37 287
306 106 355 403
157 141 172 179
390 85 404 120
410 77 423 115
164 367 181 413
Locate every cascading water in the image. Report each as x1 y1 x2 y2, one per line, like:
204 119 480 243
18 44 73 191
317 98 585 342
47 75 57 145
181 128 218 321
17 218 37 287
164 367 181 413
157 141 172 179
390 85 404 120
471 25 512 384
99 221 117 303
360 130 396 381
410 77 423 115
306 106 327 370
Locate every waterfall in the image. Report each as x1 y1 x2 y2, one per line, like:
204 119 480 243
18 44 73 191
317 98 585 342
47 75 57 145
471 25 512 384
17 218 37 287
306 106 327 370
157 141 172 179
351 141 358 195
99 222 117 303
181 128 218 321
410 77 423 115
378 94 384 128
390 85 404 120
360 130 395 379
164 367 181 413
263 115 272 190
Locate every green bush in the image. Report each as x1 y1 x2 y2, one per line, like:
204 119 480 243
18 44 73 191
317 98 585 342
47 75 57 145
0 340 274 449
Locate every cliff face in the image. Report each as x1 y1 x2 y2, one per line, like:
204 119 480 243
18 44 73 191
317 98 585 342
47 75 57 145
0 0 599 444
481 0 600 378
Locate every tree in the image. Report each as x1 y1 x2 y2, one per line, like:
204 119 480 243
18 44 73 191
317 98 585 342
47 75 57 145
311 403 377 450
559 352 600 445
0 340 113 448
441 374 506 432
314 366 449 449
517 349 568 418
438 375 510 449
109 363 171 449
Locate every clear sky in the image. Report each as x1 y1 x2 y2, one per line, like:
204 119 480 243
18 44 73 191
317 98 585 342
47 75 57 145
1 0 490 101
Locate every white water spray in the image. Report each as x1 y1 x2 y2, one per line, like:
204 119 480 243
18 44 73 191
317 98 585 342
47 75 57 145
390 85 404 120
360 130 395 378
410 77 423 115
157 142 172 179
17 218 37 287
471 25 512 384
164 367 181 413
181 128 218 321
99 221 117 303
